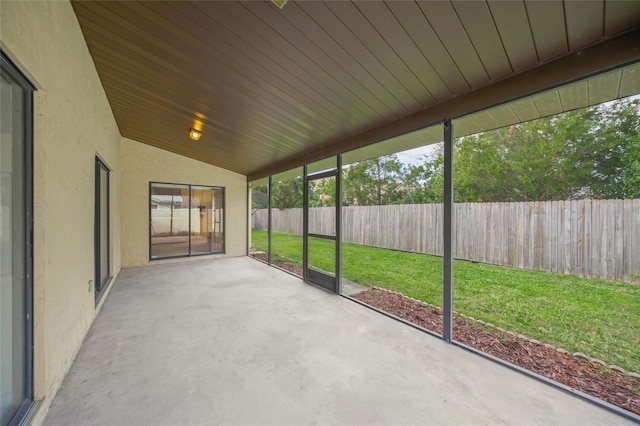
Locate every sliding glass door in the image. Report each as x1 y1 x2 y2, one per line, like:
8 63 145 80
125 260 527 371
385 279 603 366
1 52 34 426
150 183 224 259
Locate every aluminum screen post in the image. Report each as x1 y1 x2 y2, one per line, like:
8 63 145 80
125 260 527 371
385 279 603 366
443 119 454 342
267 175 272 265
246 182 250 257
302 165 309 281
336 155 342 295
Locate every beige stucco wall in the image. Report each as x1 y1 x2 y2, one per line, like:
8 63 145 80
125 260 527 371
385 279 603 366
121 137 247 267
0 0 122 422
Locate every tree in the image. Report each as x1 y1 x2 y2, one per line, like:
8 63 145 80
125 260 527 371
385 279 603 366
445 98 640 202
342 155 405 205
619 132 640 198
310 177 336 207
251 184 269 215
271 177 304 209
398 149 445 204
587 99 640 199
256 176 337 209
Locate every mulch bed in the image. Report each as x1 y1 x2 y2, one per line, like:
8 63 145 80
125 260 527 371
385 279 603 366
353 288 640 415
250 253 303 277
249 253 639 415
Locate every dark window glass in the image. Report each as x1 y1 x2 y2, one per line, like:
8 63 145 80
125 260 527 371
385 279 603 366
95 158 110 300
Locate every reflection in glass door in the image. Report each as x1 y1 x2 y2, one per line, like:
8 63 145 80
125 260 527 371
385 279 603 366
150 183 191 258
1 52 34 426
190 186 224 255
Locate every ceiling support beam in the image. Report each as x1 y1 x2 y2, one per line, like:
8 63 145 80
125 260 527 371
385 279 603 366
248 28 640 181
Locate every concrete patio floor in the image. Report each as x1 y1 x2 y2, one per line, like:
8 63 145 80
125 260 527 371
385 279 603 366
44 257 633 426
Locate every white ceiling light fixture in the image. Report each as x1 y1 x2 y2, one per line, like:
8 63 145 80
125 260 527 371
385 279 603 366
189 128 202 141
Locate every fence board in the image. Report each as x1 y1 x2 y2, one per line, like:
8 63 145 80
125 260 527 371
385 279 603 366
583 200 591 278
576 200 584 277
252 199 640 283
591 201 600 278
569 200 578 276
534 202 544 271
634 200 640 282
614 200 624 280
551 201 559 273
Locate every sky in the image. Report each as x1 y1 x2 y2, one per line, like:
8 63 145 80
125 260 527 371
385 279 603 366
394 143 441 166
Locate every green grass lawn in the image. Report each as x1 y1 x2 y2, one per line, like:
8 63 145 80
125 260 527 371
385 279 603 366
251 229 640 373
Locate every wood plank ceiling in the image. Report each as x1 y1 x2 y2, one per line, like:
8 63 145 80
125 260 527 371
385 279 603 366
71 0 640 178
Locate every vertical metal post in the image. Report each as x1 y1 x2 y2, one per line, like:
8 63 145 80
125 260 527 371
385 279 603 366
443 119 454 342
267 175 272 265
246 182 250 256
302 165 309 281
188 185 192 256
335 155 343 294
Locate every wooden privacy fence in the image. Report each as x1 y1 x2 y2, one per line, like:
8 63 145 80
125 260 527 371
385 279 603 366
253 199 640 283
